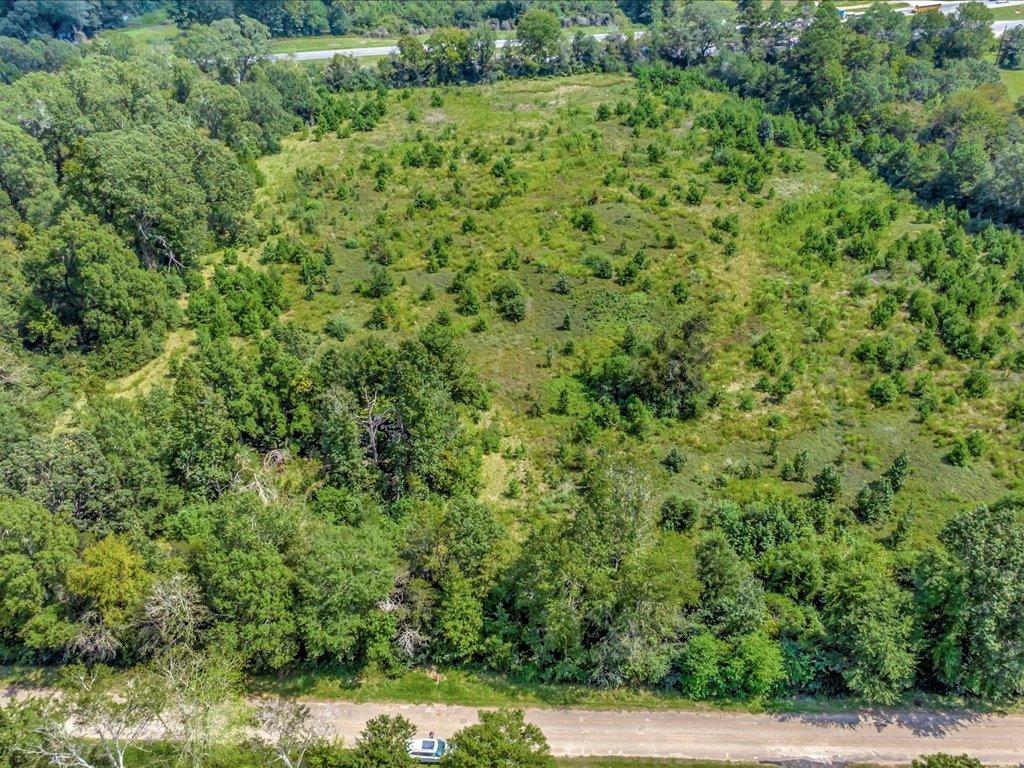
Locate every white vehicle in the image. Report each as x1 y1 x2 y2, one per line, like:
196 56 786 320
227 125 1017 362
407 738 449 764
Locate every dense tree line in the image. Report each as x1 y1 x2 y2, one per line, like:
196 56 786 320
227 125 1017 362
708 1 1024 228
166 0 657 37
0 1 161 41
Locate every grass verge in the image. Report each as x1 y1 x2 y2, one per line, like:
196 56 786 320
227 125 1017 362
247 666 1015 715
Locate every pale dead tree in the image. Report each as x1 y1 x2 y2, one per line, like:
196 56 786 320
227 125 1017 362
135 219 183 269
263 448 289 472
136 574 210 655
358 385 390 467
253 697 330 768
601 463 656 568
151 648 247 768
26 665 161 768
378 573 426 660
231 455 276 504
66 611 121 663
0 345 27 386
229 448 291 503
395 624 428 660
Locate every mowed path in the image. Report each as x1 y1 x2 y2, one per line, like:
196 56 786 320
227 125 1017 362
307 702 1024 765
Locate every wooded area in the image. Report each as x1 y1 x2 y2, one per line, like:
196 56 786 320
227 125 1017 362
1 5 1024 753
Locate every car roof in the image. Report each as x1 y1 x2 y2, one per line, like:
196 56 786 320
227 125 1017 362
408 739 441 751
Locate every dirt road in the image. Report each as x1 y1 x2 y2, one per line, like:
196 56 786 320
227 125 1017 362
308 702 1024 765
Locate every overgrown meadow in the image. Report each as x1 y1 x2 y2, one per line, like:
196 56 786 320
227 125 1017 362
248 72 1020 539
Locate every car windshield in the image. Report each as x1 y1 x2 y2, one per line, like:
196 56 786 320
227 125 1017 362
421 741 435 751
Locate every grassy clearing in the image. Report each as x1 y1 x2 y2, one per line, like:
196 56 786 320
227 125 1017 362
105 328 194 397
49 326 194 433
270 34 401 54
989 5 1024 22
250 73 1021 550
1000 66 1024 100
98 10 180 53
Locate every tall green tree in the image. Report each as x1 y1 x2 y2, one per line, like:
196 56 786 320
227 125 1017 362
657 1 737 67
917 502 1024 698
20 209 174 366
737 0 767 57
938 1 994 61
516 8 561 65
0 120 57 229
166 359 241 495
823 539 914 702
310 335 482 499
776 1 895 131
66 536 150 632
426 27 470 84
352 715 417 768
67 126 254 269
0 497 77 656
695 530 766 637
506 466 685 685
0 0 94 40
172 494 299 669
0 72 88 173
0 431 136 534
290 520 396 663
174 15 270 83
998 26 1024 69
849 1 910 51
447 709 553 768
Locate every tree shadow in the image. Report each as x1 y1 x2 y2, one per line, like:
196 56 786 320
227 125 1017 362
774 707 988 738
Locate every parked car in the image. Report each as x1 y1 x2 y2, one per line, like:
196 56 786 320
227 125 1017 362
407 738 449 764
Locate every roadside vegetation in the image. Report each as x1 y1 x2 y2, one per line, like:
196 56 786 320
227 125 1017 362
2 7 1024 768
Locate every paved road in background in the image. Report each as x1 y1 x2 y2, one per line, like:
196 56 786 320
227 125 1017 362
994 19 1024 35
269 33 615 62
269 5 1024 62
309 702 1024 764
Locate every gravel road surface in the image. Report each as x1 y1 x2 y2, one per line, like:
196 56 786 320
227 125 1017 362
307 702 1024 765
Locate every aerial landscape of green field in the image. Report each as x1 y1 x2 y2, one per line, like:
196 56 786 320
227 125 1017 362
2 0 1024 767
